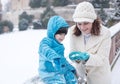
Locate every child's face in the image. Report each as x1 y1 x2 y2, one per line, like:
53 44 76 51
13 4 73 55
55 33 66 43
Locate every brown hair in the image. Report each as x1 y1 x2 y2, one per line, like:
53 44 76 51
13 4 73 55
73 17 101 36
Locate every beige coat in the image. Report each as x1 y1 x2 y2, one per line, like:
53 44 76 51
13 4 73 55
69 25 112 84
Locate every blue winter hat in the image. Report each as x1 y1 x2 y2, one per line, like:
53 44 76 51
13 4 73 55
55 27 68 35
47 15 69 39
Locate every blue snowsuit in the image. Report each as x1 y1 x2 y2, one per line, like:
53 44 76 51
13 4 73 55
38 16 78 84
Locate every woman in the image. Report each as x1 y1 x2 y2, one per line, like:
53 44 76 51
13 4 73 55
69 1 112 84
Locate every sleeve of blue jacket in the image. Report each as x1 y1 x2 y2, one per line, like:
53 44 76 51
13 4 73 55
39 38 61 60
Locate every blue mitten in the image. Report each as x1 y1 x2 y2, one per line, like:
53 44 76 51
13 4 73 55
64 71 78 84
59 58 68 74
59 58 76 74
69 51 89 61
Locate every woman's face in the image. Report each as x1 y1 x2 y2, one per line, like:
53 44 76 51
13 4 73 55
77 22 93 35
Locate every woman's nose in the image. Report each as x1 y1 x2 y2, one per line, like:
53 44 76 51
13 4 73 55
80 24 85 29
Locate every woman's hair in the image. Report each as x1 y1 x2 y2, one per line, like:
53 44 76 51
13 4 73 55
55 27 68 35
73 17 101 36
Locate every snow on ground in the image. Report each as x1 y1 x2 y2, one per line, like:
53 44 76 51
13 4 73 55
0 30 46 84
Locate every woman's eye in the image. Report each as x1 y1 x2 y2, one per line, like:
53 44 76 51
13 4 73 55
84 22 89 25
77 23 81 25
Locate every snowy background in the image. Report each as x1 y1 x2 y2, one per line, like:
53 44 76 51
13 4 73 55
0 30 45 84
0 27 120 84
0 29 70 84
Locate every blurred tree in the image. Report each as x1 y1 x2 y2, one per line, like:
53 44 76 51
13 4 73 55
105 18 115 27
105 0 120 27
19 11 34 24
29 0 49 8
40 6 57 29
40 0 49 7
0 20 13 34
29 0 41 8
18 19 29 31
113 0 120 20
91 0 109 8
98 6 107 25
33 20 42 29
52 0 70 6
19 11 28 20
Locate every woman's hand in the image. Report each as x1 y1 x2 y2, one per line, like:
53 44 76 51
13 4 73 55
69 51 89 61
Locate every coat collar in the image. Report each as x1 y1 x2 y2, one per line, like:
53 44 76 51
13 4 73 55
85 35 102 51
78 34 102 51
